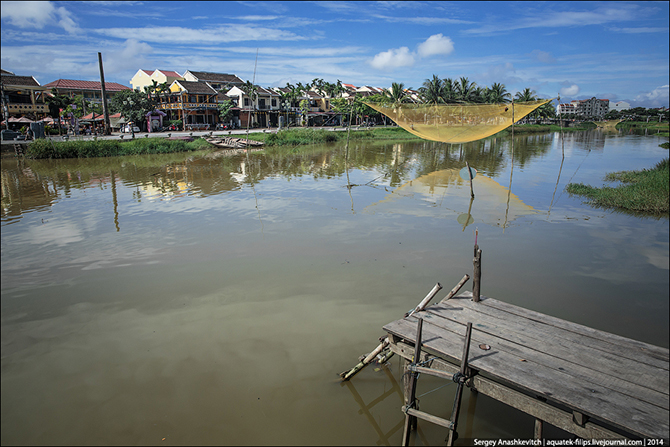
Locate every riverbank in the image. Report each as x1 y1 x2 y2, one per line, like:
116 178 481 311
566 158 669 215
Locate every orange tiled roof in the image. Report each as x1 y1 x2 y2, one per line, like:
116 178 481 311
43 79 130 92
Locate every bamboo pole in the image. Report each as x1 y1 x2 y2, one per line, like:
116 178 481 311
406 283 442 318
440 275 470 303
339 337 389 382
402 318 423 446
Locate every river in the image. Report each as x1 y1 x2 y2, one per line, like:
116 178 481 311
1 130 668 445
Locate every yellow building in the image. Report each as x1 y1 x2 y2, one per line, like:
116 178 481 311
130 69 183 92
157 80 219 130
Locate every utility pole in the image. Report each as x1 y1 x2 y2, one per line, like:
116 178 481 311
98 52 111 135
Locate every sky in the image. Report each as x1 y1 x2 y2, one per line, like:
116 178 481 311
1 1 669 108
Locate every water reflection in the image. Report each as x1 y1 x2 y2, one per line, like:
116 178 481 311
364 168 537 229
1 131 668 445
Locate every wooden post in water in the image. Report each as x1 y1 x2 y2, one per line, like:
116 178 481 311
473 230 482 302
402 318 423 446
446 322 473 446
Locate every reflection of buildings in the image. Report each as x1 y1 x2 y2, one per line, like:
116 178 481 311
1 161 60 219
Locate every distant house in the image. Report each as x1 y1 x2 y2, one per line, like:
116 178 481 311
1 69 49 119
156 80 219 130
182 71 245 91
130 69 183 92
226 85 281 127
558 98 609 120
42 79 130 105
610 101 631 112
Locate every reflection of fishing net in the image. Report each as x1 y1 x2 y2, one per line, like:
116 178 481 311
365 99 552 144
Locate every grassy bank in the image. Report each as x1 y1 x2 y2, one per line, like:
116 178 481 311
260 126 418 147
25 137 211 159
566 158 669 215
616 121 669 131
500 122 597 135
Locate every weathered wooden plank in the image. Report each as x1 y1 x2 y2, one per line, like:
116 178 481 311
388 340 625 439
462 292 669 364
421 302 669 407
384 317 669 439
435 294 669 374
406 408 454 430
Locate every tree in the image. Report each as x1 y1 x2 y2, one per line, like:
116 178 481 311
218 99 234 124
385 82 409 107
515 88 537 102
441 78 457 103
45 88 70 136
109 89 153 136
486 82 511 104
299 99 310 126
455 77 477 103
420 75 444 105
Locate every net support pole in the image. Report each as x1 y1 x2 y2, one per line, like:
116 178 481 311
466 161 475 198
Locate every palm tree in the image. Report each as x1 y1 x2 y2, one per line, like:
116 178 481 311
385 82 409 108
441 78 456 103
455 77 477 103
486 82 511 104
515 88 537 102
420 75 444 105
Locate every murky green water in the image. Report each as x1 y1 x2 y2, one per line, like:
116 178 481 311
2 130 668 445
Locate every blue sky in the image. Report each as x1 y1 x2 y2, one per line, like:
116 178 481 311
1 1 668 107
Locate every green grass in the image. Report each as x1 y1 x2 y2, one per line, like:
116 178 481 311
25 137 211 159
566 158 669 215
260 126 418 148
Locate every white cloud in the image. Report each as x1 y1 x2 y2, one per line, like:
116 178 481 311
370 34 454 71
370 47 415 70
634 85 669 106
417 34 454 57
560 84 580 96
1 1 79 34
95 25 306 44
530 50 556 64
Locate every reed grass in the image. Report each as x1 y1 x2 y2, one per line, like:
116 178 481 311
25 137 210 159
566 158 669 215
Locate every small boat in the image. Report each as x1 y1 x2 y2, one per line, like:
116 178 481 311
204 136 264 149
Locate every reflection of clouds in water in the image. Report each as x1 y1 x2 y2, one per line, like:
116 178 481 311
22 220 84 246
576 224 669 282
639 243 669 271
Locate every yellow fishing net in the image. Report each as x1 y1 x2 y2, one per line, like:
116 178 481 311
365 99 552 144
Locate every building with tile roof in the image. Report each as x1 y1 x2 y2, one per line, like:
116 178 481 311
155 80 220 130
41 79 130 119
1 69 49 120
182 71 245 91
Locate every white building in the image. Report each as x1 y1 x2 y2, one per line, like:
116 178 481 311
609 101 631 112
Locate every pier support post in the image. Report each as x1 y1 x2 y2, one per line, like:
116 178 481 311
446 322 473 446
473 244 482 302
534 419 544 439
402 318 424 446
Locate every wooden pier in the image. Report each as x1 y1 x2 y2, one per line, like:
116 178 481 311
383 291 669 441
